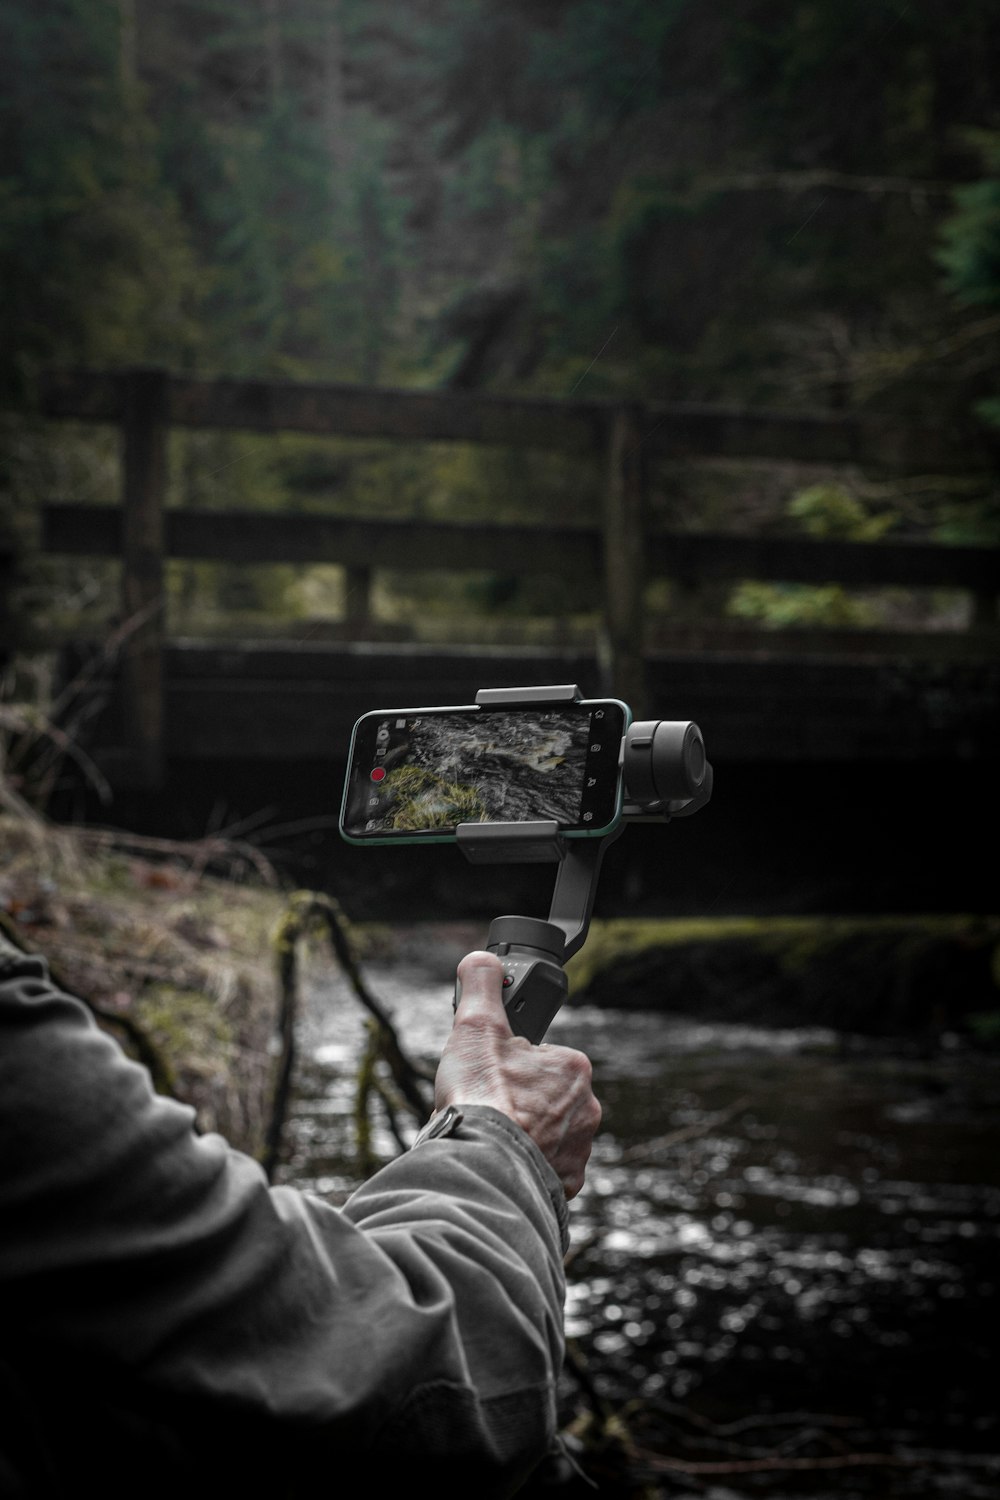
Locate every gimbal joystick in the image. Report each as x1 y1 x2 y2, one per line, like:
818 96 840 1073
455 685 712 1043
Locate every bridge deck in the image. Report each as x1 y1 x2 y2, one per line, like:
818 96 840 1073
74 634 999 770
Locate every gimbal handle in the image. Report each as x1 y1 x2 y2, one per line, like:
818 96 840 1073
455 685 712 1043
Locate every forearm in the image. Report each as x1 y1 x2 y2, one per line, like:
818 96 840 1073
0 949 568 1487
340 1106 569 1465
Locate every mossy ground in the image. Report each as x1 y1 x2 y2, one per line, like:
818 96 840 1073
0 813 295 1155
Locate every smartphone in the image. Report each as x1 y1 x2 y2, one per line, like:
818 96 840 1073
340 697 630 845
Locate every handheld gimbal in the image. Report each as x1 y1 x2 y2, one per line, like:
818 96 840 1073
455 684 712 1043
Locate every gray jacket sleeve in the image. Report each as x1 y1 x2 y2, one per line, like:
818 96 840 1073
0 940 569 1492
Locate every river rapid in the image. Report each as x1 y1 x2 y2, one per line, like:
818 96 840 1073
279 939 1000 1498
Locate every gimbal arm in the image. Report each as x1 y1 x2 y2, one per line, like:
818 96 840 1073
455 685 712 1044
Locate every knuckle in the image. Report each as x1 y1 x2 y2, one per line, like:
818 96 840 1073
569 1047 593 1082
453 1008 505 1040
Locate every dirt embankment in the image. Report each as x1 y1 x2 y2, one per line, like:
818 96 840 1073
0 814 298 1156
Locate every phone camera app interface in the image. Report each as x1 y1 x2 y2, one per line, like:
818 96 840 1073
347 706 622 836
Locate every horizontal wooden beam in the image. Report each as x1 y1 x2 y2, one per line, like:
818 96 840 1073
40 369 599 454
41 503 1000 591
61 640 999 762
638 402 990 471
41 505 599 574
650 530 1000 591
38 367 996 471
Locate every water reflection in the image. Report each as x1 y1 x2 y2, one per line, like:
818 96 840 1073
282 960 1000 1494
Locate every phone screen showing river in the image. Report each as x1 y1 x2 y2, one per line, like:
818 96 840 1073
342 702 625 839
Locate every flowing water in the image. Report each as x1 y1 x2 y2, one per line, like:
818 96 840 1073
279 946 1000 1497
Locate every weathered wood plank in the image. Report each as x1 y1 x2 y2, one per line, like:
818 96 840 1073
40 505 600 573
41 503 1000 593
158 630 1000 678
39 369 599 453
647 531 1000 591
158 644 597 693
154 675 995 763
40 369 124 422
63 641 996 765
38 368 994 471
170 377 602 453
640 402 995 471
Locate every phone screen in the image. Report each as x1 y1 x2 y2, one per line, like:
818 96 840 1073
340 700 628 842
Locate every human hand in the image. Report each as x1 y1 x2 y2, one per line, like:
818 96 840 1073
433 951 601 1199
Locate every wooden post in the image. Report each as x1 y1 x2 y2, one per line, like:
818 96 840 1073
121 368 167 787
602 404 648 715
343 564 373 631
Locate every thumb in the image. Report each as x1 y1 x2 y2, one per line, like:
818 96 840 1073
453 950 513 1034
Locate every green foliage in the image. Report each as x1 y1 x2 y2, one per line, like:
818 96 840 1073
728 484 896 629
937 130 1000 430
938 131 1000 310
0 0 203 398
787 485 896 543
427 0 692 389
728 579 875 630
2 0 997 412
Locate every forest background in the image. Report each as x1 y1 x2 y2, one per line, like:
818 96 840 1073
1 0 999 648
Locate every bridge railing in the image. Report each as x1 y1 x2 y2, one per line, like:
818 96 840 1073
35 366 1000 786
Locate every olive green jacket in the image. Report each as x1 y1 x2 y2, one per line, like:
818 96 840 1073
0 938 569 1497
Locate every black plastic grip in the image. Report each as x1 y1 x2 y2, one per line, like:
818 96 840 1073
496 955 568 1044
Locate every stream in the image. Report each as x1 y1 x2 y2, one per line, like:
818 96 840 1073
278 941 1000 1497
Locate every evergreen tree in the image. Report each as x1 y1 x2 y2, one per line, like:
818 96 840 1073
0 0 200 400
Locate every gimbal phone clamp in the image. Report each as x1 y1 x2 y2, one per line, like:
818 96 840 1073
454 684 712 1043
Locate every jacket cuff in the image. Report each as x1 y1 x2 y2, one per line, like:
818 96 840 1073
448 1103 570 1251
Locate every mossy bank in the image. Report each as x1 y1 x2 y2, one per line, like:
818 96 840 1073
566 915 1000 1040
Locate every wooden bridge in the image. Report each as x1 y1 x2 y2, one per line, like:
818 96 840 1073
26 367 1000 799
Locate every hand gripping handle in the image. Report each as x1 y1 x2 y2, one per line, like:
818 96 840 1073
452 918 568 1045
486 917 569 1044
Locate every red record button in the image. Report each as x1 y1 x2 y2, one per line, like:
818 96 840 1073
370 766 386 782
